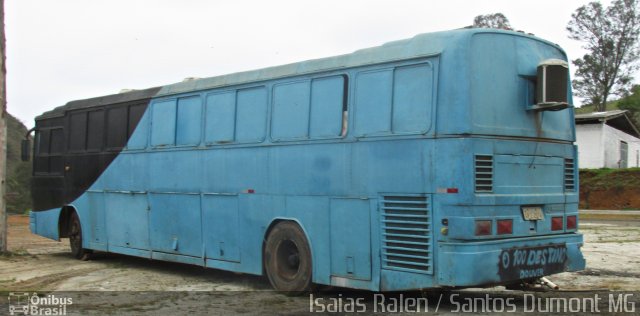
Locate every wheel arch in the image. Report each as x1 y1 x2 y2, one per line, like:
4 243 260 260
261 217 314 277
58 205 78 238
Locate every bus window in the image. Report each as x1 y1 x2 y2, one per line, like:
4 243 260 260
355 63 433 137
37 129 50 156
106 107 127 149
205 91 235 144
272 75 347 140
355 69 393 136
127 104 148 149
310 75 346 138
49 128 64 155
176 96 202 146
392 64 433 133
69 112 87 152
151 100 177 147
87 110 105 152
49 128 65 174
235 87 267 143
272 81 310 140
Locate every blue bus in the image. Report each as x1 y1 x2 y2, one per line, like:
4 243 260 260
27 29 585 292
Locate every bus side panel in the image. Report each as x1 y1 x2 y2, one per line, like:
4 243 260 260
104 192 150 252
149 193 202 257
85 192 107 250
329 198 372 281
202 194 241 263
285 196 332 286
29 208 61 241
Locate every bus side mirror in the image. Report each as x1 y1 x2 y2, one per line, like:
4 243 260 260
21 139 31 162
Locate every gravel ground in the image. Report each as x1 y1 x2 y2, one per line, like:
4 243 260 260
0 215 638 315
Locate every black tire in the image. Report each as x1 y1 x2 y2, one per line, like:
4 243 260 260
69 212 92 261
264 221 313 293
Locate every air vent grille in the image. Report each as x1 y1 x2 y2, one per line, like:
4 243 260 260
380 195 432 274
564 158 575 191
475 155 493 192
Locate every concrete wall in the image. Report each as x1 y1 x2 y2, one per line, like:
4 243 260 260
576 123 640 169
602 124 640 168
576 124 604 168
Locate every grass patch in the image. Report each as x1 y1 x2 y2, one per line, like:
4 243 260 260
0 248 31 258
580 168 640 190
579 213 640 221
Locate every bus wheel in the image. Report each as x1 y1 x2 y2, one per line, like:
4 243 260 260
264 222 312 293
69 212 92 261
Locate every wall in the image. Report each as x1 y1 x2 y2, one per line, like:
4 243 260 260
602 124 640 168
576 124 604 168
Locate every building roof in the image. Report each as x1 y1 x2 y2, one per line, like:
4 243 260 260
575 109 640 138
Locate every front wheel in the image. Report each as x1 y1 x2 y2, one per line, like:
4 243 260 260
69 212 92 261
264 221 312 293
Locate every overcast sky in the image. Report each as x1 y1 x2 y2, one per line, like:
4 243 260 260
6 0 626 128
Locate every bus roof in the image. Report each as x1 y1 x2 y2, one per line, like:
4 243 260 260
37 28 561 120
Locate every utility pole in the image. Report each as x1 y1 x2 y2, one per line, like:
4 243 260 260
0 0 7 252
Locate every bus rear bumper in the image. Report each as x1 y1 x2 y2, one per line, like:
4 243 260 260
437 233 585 287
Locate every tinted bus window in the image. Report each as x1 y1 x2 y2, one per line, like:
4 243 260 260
128 104 146 138
87 110 105 151
69 112 87 152
106 107 128 149
127 104 148 149
49 128 64 154
37 129 50 156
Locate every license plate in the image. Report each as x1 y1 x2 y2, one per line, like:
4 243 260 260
521 206 543 221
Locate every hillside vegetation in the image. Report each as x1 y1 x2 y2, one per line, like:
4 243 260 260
576 85 640 129
579 168 640 210
5 113 32 213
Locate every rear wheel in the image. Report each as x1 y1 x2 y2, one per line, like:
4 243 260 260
264 222 312 293
69 212 92 261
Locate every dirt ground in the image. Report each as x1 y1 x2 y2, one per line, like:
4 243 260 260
0 215 639 315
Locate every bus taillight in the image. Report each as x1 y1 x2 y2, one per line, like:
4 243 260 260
551 216 564 231
475 220 492 236
567 215 577 230
497 219 513 235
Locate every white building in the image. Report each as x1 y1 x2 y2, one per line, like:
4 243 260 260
575 110 640 169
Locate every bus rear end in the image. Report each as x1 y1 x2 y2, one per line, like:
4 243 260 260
432 32 585 288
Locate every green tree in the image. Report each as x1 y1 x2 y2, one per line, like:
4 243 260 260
567 0 640 111
618 84 640 127
5 113 32 213
473 13 512 30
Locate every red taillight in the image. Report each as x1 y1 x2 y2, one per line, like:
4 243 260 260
551 216 563 231
446 188 459 194
475 220 492 236
497 219 513 235
567 215 577 230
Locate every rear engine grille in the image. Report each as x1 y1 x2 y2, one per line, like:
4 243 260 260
380 195 433 274
475 155 493 192
564 158 575 191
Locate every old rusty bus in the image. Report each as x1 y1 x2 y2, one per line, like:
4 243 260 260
27 29 585 292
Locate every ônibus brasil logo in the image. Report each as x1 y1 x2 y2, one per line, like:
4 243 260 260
8 292 72 315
